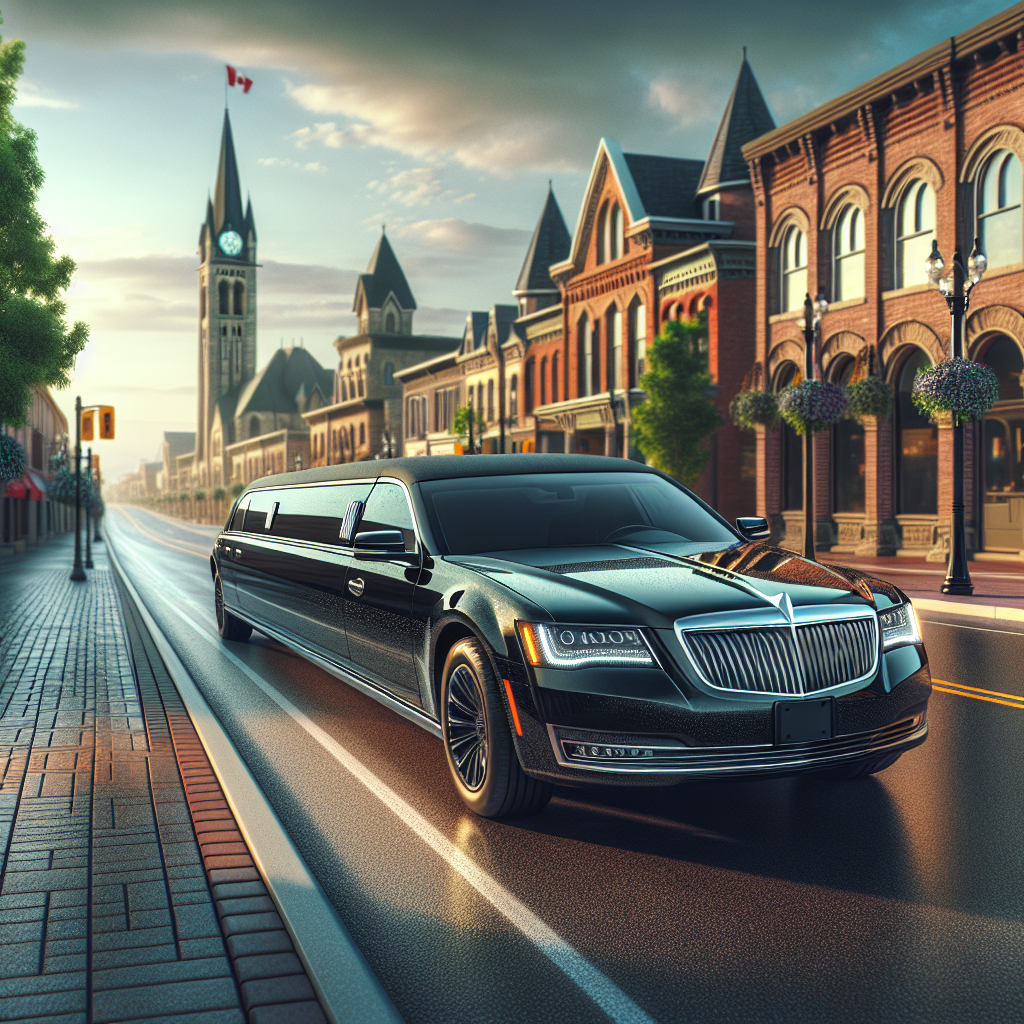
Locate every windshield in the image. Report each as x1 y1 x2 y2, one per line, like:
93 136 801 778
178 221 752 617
419 472 737 555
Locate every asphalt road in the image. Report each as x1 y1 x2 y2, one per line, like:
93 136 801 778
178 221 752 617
103 506 1024 1024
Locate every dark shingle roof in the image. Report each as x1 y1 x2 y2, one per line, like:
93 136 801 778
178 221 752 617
234 347 333 418
697 57 776 196
622 154 704 219
515 186 571 293
356 232 417 310
214 110 245 237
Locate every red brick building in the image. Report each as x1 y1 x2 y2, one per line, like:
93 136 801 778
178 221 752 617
530 56 775 523
744 3 1024 558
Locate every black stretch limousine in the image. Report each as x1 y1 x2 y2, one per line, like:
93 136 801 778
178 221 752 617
211 455 930 818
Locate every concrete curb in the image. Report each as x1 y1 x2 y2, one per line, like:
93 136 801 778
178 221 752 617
911 597 1024 623
106 533 404 1024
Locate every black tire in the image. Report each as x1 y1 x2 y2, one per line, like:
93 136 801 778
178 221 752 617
441 638 552 818
826 751 902 780
215 573 252 642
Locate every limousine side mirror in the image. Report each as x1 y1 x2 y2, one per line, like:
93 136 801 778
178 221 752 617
736 516 771 541
353 529 418 563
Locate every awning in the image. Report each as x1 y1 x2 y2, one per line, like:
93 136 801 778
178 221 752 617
25 471 47 500
4 479 27 499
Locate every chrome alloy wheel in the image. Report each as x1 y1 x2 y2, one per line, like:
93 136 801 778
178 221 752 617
446 664 488 791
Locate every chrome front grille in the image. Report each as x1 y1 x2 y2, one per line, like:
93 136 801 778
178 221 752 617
677 606 879 697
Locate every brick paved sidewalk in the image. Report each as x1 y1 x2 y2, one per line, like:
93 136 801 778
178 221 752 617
0 540 329 1023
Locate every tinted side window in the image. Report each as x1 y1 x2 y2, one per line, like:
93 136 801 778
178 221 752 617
359 481 415 549
243 489 277 533
273 483 373 544
229 496 248 532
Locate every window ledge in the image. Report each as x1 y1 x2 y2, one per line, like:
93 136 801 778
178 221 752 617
974 260 1024 282
825 296 867 312
769 309 804 324
881 283 932 300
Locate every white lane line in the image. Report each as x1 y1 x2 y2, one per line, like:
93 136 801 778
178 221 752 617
151 596 656 1024
919 618 1024 636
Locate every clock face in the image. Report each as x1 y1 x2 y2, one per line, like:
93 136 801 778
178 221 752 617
218 230 243 257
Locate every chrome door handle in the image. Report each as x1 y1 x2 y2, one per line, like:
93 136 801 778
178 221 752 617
348 577 365 598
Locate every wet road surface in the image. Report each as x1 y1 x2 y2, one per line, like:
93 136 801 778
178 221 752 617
102 506 1024 1024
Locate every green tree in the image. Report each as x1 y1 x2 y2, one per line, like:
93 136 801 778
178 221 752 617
453 406 483 452
631 319 721 486
0 18 88 427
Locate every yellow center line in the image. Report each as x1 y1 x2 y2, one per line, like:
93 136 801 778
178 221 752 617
114 508 211 563
930 678 1024 702
931 685 1024 709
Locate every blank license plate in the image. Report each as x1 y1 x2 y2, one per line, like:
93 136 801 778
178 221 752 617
774 698 834 745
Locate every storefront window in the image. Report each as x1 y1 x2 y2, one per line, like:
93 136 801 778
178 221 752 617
981 336 1024 493
832 358 865 513
896 349 937 515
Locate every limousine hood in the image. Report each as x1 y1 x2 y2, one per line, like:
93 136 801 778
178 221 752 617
447 542 892 628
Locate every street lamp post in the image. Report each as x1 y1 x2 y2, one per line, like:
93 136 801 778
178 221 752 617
70 396 86 581
800 291 829 562
925 238 987 596
84 446 93 569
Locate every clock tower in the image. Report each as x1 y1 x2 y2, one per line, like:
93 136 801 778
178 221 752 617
196 109 257 488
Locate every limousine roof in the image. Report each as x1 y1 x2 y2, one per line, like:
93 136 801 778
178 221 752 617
247 454 660 492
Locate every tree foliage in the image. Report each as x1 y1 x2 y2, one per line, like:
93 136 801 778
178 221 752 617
0 20 88 426
631 319 721 486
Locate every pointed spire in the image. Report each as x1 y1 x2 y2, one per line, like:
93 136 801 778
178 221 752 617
359 230 416 310
514 184 571 295
244 195 257 243
696 54 775 197
214 109 245 238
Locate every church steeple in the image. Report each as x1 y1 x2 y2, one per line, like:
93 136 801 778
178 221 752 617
696 54 775 197
214 109 245 238
514 183 570 314
352 230 416 335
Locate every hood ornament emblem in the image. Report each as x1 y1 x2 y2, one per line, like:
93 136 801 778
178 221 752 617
765 592 795 624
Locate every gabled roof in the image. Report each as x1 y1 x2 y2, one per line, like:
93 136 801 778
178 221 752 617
623 153 704 218
489 305 519 349
214 110 245 237
460 311 489 356
234 347 333 419
514 185 571 295
353 231 416 311
697 55 775 196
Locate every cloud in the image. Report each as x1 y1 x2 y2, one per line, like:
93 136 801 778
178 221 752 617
257 156 328 172
367 167 474 207
395 218 531 253
14 0 1006 172
14 80 78 109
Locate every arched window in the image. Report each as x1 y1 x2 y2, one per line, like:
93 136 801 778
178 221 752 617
476 383 484 419
332 429 338 453
833 205 865 301
578 316 592 397
383 361 395 386
978 150 1022 269
776 363 803 510
487 379 495 422
612 204 624 260
249 415 260 438
980 335 1024 498
551 352 560 403
219 280 230 315
341 379 348 402
634 302 647 384
524 360 534 415
233 280 245 316
611 306 623 390
895 181 935 288
357 373 364 397
831 357 865 513
385 310 396 333
509 374 519 424
781 225 807 312
895 349 937 514
540 357 548 406
200 288 206 319
359 423 366 447
596 202 608 265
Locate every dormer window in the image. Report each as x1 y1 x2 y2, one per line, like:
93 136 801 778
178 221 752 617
702 196 720 221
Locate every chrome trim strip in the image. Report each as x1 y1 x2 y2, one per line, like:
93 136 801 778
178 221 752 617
224 601 442 739
546 718 927 775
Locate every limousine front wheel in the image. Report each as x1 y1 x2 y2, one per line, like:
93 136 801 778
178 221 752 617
441 639 552 819
215 575 252 643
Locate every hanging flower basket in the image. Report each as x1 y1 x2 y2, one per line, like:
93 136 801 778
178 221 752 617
729 389 779 430
778 380 849 435
912 357 999 423
0 434 27 483
846 376 893 421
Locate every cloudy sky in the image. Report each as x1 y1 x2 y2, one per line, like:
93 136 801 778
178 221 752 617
4 0 1012 479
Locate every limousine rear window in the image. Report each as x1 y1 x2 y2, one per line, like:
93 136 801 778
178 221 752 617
419 472 736 554
357 481 416 550
229 496 249 532
240 483 373 543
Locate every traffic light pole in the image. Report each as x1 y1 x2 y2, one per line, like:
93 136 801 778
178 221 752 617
70 396 86 581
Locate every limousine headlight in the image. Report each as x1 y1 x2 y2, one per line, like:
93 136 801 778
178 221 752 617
878 602 921 649
518 622 655 669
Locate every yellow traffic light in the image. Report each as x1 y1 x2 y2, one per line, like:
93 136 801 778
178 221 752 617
99 407 115 439
81 410 94 441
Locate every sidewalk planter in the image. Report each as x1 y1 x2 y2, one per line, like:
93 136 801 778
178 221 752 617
912 357 999 424
778 380 848 435
846 377 893 422
729 389 779 430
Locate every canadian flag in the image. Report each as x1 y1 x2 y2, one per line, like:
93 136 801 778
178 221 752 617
226 66 253 93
